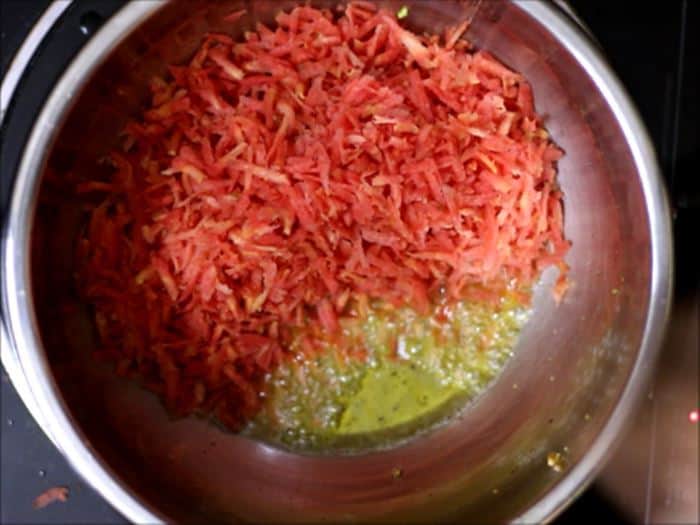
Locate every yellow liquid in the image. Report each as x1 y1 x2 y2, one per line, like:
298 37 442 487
244 293 529 452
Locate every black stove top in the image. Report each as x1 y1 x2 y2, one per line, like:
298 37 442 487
1 1 696 523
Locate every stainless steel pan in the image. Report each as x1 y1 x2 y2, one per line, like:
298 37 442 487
1 1 673 522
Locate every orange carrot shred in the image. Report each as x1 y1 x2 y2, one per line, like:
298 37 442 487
78 3 569 428
33 487 69 509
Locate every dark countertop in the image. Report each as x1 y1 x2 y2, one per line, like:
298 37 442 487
1 1 696 523
1 370 122 524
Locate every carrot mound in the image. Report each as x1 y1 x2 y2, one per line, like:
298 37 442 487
78 2 569 428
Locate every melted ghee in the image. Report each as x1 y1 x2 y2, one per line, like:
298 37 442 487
244 293 529 452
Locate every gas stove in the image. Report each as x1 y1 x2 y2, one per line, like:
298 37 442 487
1 1 696 523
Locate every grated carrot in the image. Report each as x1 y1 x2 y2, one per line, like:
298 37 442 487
33 487 69 509
78 2 569 427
